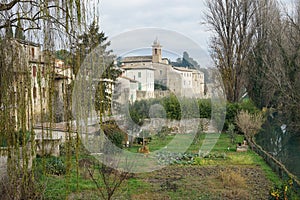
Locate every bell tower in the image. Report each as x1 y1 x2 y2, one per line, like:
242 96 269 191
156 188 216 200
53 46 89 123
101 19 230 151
152 38 162 63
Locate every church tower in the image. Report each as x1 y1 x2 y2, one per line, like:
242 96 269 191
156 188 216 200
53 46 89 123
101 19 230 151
152 38 162 63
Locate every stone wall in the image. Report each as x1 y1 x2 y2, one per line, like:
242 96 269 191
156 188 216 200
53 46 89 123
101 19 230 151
0 152 7 180
0 145 33 180
142 118 217 134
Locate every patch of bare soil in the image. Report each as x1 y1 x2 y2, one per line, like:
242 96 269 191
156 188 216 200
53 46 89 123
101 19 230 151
132 165 271 200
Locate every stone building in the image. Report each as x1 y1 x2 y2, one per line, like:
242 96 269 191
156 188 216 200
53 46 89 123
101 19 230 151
121 64 155 100
4 39 50 126
120 39 205 101
53 59 74 122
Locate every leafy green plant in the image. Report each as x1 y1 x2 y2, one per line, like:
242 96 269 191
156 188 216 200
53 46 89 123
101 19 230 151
269 179 294 200
101 122 126 146
156 151 197 165
227 123 236 144
0 130 31 147
157 126 170 140
46 157 66 176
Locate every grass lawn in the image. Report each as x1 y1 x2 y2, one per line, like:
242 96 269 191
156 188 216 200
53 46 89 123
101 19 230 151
36 132 298 200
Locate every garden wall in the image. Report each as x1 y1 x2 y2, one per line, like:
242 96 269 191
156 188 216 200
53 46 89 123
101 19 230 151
142 118 218 134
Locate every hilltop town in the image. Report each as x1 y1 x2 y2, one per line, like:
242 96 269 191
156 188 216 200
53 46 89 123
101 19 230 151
6 38 211 126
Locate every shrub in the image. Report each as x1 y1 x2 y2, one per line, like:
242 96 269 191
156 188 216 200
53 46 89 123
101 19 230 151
227 123 236 144
101 121 126 149
218 169 246 188
0 171 45 200
59 137 88 157
198 99 212 118
269 179 294 200
0 130 31 148
157 126 170 140
235 110 265 140
225 102 240 130
45 157 66 176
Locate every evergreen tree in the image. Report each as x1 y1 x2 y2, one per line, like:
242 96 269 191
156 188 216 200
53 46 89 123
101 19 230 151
15 20 25 40
5 20 13 38
75 20 121 114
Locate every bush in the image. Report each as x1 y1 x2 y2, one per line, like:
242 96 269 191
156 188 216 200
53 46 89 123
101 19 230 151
0 130 31 147
198 99 212 118
235 110 265 140
101 122 126 149
218 169 246 188
239 99 260 114
227 123 236 144
0 171 45 200
157 126 170 140
45 157 66 176
59 137 88 157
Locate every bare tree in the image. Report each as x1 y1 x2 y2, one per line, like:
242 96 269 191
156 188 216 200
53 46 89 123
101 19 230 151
0 0 82 37
235 110 265 141
88 157 133 200
245 0 282 109
247 0 300 131
205 0 258 102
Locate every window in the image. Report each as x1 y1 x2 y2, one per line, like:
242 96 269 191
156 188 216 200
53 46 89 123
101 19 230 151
155 48 157 55
42 87 46 98
160 70 162 75
31 48 35 58
33 87 37 99
42 67 45 77
138 83 142 90
32 66 37 77
138 72 141 78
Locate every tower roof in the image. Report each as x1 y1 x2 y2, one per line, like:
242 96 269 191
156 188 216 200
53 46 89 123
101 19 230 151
152 37 161 47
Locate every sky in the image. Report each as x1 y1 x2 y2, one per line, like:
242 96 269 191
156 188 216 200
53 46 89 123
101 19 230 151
100 0 294 67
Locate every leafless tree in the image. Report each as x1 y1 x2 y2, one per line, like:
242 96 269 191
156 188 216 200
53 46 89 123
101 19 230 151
247 0 300 130
235 110 265 141
245 0 282 108
0 0 83 38
205 0 258 102
88 156 133 200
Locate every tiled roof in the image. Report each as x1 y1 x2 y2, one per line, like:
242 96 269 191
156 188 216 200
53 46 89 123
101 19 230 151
121 56 152 63
121 64 155 71
173 67 194 72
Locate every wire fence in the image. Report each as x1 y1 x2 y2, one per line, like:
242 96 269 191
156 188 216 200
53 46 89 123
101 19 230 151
248 139 300 194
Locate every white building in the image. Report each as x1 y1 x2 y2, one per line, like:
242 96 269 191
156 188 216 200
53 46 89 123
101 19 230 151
121 64 155 100
115 76 139 103
120 39 205 101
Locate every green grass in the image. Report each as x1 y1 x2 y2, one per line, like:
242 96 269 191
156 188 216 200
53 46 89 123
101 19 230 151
127 132 244 154
36 132 294 199
129 132 283 185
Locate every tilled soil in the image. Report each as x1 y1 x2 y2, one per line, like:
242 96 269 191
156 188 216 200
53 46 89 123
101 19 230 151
131 165 271 200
